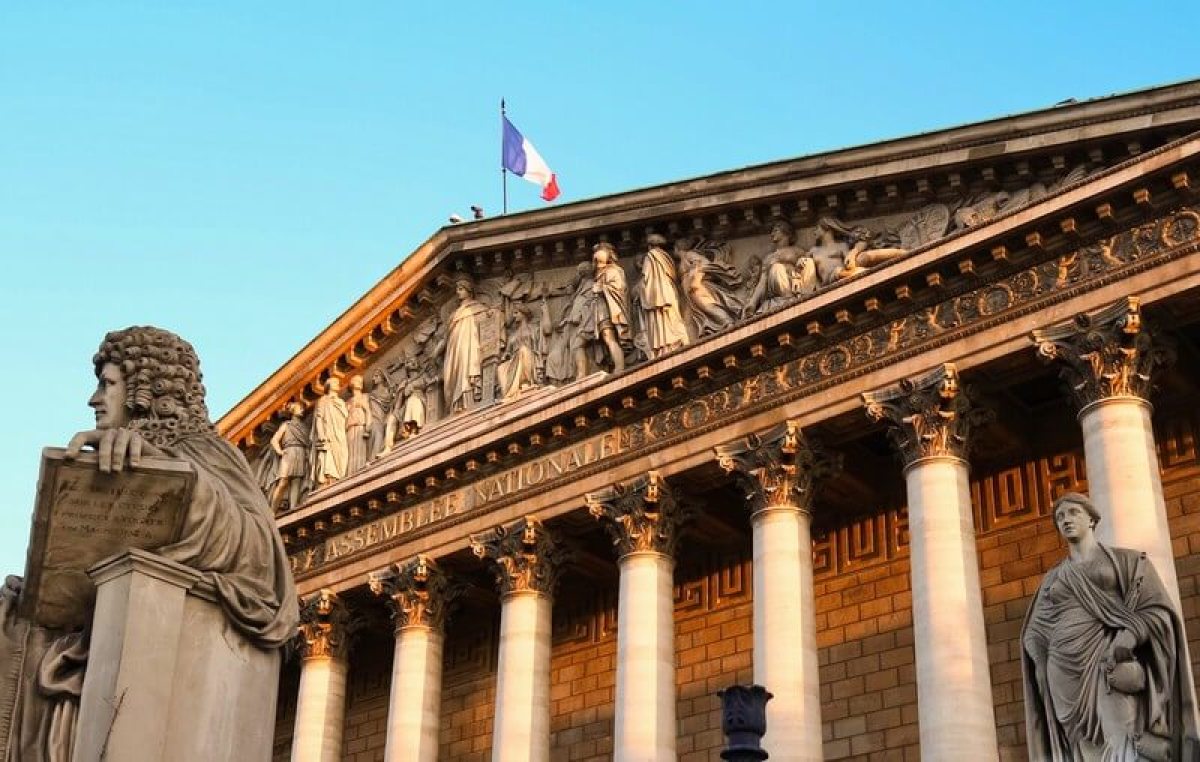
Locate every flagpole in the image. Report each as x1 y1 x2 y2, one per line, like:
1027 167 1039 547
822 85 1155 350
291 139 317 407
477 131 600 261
500 98 508 215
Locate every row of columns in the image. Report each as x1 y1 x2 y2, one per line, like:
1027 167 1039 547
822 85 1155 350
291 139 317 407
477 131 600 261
287 296 1186 762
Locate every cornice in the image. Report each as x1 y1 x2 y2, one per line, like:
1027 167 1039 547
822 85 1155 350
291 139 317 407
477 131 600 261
218 82 1200 447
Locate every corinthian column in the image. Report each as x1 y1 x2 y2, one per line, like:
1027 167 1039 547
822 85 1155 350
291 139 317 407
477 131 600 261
292 590 351 762
369 556 459 762
586 471 690 762
471 516 567 762
1032 296 1181 603
715 421 841 761
863 363 998 762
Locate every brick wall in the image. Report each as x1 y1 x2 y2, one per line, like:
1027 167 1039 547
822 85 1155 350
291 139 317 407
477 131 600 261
270 411 1200 762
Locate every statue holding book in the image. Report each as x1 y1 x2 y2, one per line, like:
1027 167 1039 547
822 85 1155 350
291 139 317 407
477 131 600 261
0 326 298 761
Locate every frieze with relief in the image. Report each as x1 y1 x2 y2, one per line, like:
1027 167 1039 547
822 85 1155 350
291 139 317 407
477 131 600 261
247 163 1106 504
283 204 1200 576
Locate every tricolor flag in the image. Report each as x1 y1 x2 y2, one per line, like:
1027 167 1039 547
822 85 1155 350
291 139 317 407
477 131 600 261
502 115 560 202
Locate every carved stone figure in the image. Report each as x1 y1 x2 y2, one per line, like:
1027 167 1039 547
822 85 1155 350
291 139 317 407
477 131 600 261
636 234 690 359
265 401 311 513
0 326 297 761
366 370 393 460
808 216 910 282
953 165 1090 232
443 275 489 413
744 221 815 316
382 357 429 454
1022 493 1198 761
498 302 550 401
311 376 349 487
674 237 743 337
344 374 371 474
591 242 632 373
545 262 597 384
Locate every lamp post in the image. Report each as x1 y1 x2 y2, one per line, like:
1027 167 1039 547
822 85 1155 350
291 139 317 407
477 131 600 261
718 684 773 761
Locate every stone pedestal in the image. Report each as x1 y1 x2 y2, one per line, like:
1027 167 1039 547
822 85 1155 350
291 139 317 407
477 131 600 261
72 549 280 762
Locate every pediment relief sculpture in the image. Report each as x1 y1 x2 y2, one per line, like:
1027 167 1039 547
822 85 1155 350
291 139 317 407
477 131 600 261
245 164 1108 504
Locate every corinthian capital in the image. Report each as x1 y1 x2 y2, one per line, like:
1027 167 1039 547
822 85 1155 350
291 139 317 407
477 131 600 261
1031 297 1174 409
586 471 691 558
296 589 351 660
862 363 992 465
470 516 567 597
369 555 459 633
715 420 843 515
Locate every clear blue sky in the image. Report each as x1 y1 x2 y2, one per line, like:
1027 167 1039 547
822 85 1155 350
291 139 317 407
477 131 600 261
1 2 1197 574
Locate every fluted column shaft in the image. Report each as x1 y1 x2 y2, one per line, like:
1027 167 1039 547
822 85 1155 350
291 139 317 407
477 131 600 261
370 556 458 762
864 364 998 762
291 591 351 762
716 420 837 760
614 551 676 760
471 516 566 762
494 590 553 762
752 506 820 758
588 471 688 762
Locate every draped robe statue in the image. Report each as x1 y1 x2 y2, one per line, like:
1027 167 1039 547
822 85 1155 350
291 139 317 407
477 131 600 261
310 377 348 486
442 279 488 413
344 375 371 474
1022 493 1198 761
637 234 690 358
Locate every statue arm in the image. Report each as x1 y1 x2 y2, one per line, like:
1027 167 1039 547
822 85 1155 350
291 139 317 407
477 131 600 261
269 422 288 456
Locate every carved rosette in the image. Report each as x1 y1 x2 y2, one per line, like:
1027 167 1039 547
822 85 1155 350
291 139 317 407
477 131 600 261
295 589 351 661
470 516 568 598
369 555 459 633
862 363 992 466
585 471 691 558
714 420 843 516
1031 296 1175 410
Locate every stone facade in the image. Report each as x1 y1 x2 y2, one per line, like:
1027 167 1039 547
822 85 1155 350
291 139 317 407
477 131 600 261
228 80 1200 761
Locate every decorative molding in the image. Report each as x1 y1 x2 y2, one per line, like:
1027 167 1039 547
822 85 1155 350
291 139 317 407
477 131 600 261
862 363 993 465
368 555 460 632
714 420 843 515
1032 296 1176 409
470 515 568 597
295 589 352 661
586 471 692 557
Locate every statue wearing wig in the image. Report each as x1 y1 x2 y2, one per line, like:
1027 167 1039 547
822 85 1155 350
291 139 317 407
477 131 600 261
0 326 298 761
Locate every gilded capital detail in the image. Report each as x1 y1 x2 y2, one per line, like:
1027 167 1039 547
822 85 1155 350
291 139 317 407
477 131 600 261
715 420 843 515
862 363 991 465
1031 296 1174 409
470 516 567 597
586 471 690 558
369 555 458 632
295 589 351 660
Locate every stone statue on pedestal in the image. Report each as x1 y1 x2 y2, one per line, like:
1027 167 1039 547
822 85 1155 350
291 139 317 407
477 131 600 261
442 275 489 413
1021 492 1198 761
590 242 632 373
264 400 311 513
344 375 371 475
744 221 815 316
0 326 297 761
636 234 690 359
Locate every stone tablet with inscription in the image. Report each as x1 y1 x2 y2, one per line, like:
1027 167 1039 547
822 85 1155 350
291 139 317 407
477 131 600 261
20 447 195 630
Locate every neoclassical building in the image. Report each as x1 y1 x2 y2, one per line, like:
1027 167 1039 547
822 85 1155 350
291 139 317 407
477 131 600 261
221 80 1200 761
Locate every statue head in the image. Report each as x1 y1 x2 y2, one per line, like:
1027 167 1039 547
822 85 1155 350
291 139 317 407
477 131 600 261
91 326 214 446
349 375 364 392
1052 492 1101 540
646 233 668 249
453 274 476 300
592 242 618 268
769 221 794 246
287 401 305 419
325 376 342 395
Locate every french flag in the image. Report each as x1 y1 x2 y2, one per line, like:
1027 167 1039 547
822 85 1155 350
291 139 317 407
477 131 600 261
502 115 560 202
